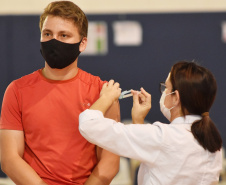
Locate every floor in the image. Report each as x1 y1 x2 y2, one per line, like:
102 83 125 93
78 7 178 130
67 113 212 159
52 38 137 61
1 172 226 185
1 177 226 185
0 178 15 185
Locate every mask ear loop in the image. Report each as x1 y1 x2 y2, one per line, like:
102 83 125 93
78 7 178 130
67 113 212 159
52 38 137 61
165 91 175 96
169 105 175 110
165 91 176 110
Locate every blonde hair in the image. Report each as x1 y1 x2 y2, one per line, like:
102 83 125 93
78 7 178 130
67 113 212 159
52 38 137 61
39 1 88 38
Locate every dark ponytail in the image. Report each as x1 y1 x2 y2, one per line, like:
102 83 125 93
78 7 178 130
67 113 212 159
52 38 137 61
170 61 222 153
191 114 222 153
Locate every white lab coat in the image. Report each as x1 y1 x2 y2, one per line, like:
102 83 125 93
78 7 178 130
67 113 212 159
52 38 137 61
79 109 222 185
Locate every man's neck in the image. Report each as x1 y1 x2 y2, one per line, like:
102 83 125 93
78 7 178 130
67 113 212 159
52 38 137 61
42 62 79 81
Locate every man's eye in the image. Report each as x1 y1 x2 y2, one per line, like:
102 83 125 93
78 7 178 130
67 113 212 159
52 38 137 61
62 34 67 38
44 33 50 36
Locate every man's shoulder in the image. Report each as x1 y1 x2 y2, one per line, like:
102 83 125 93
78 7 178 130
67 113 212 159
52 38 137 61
13 70 41 89
78 68 105 87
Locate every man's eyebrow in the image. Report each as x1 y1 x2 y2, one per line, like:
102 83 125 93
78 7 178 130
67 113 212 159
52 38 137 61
42 29 52 32
58 30 72 34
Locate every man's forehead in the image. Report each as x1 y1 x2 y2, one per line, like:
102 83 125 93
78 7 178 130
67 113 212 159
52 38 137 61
42 16 78 31
43 15 75 26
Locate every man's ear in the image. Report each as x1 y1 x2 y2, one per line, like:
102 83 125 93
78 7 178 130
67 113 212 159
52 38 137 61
79 37 87 52
174 90 181 106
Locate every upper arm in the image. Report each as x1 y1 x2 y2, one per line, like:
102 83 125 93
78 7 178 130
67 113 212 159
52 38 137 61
83 146 120 185
95 146 120 178
0 82 24 161
0 130 25 163
104 100 121 122
96 146 120 165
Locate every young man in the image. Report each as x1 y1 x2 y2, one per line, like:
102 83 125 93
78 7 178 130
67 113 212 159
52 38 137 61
0 1 120 185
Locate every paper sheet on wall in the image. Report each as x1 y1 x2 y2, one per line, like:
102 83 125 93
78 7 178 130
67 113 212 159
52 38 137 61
112 21 143 46
221 21 226 43
82 21 108 55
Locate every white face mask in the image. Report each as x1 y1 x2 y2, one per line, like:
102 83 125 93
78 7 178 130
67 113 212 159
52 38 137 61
159 91 175 121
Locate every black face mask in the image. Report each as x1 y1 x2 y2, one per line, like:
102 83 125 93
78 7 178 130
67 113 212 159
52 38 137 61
40 39 81 69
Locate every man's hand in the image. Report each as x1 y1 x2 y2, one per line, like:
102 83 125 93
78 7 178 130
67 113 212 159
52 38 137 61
131 88 151 124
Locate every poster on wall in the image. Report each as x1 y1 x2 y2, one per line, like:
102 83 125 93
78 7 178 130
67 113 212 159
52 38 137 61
221 21 226 43
112 21 143 46
82 21 108 55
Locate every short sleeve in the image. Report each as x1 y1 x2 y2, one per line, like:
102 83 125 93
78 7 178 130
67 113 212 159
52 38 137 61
0 82 23 130
98 78 106 92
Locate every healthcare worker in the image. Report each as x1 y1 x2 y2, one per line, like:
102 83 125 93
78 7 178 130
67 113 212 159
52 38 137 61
79 61 222 185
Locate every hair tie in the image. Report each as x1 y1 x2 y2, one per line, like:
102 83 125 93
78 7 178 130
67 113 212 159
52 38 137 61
201 112 209 117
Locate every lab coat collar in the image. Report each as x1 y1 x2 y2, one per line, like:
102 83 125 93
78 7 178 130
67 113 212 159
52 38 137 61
171 115 202 125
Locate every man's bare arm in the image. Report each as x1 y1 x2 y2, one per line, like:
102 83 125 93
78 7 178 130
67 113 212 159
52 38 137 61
0 130 47 185
84 146 119 185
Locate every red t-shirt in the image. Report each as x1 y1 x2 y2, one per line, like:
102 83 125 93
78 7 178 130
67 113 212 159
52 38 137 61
0 68 107 185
